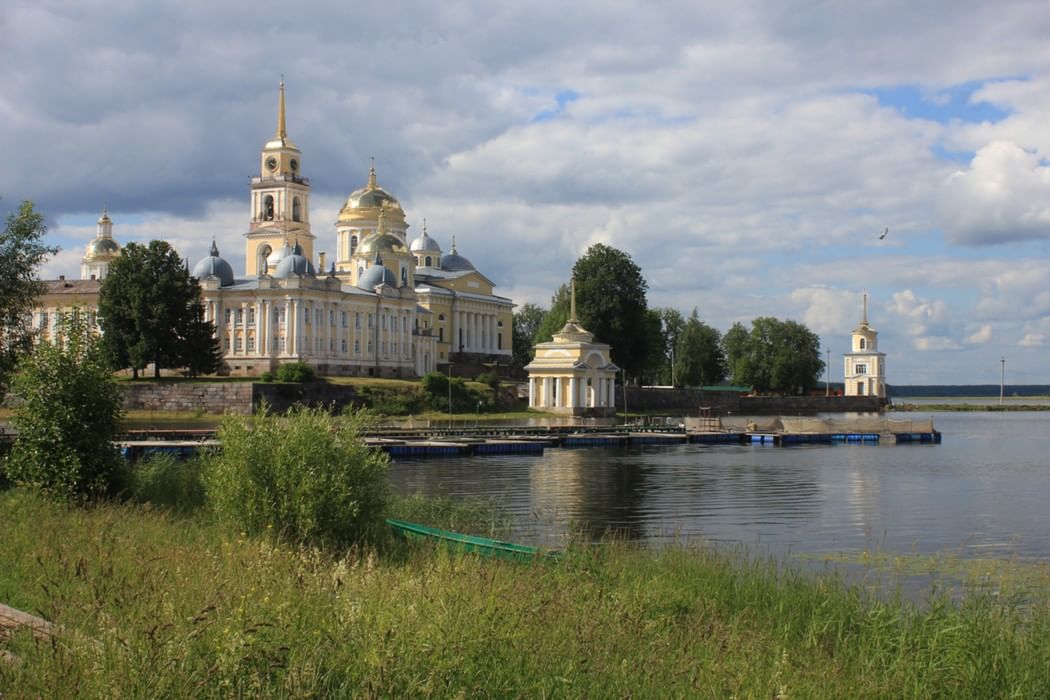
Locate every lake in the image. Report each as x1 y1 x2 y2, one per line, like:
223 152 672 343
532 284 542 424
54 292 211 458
389 411 1050 563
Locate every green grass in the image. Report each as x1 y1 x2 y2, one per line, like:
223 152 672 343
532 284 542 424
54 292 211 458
2 490 1050 697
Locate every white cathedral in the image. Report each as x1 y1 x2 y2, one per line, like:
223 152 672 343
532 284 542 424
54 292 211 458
35 83 514 378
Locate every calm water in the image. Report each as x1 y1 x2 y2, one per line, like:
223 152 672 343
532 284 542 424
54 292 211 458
389 412 1050 561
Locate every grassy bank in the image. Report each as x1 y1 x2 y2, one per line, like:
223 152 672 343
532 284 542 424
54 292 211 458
2 491 1049 697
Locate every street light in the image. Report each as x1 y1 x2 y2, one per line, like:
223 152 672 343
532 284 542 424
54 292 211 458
476 400 482 427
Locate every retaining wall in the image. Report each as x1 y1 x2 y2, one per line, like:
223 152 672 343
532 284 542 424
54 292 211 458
620 387 884 415
120 382 362 415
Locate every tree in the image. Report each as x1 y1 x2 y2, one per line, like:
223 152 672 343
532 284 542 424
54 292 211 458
674 308 726 387
640 309 668 385
722 322 750 385
532 284 570 346
98 240 220 378
0 201 58 395
511 302 546 374
723 317 824 394
3 313 125 500
646 307 685 385
571 244 651 380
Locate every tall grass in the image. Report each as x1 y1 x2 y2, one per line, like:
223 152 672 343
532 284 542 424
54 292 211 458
2 490 1049 698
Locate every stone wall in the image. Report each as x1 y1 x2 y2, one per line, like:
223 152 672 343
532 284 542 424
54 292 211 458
620 386 884 415
120 382 363 415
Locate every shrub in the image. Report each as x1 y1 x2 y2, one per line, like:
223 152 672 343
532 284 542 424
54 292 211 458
204 407 389 548
275 361 316 383
3 314 124 500
259 370 274 382
421 371 493 413
476 371 500 390
357 386 423 415
126 453 207 514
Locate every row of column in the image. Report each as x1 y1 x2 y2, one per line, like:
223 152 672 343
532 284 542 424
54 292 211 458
206 298 414 361
529 375 615 409
450 309 502 353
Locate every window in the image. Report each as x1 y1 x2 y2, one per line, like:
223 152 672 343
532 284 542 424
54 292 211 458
292 197 301 222
38 312 48 329
438 314 445 321
382 315 387 330
351 235 358 255
859 338 866 350
248 308 255 324
278 337 285 351
235 308 243 323
400 267 408 285
341 339 347 353
402 317 408 332
354 339 360 354
224 335 231 350
368 313 373 329
225 308 232 323
355 312 361 329
855 363 867 375
247 337 255 352
342 311 348 328
263 195 275 221
329 338 334 351
498 333 502 350
439 327 444 342
330 310 335 326
425 255 432 267
367 339 373 353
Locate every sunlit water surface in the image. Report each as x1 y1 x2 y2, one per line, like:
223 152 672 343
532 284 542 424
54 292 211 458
389 412 1050 564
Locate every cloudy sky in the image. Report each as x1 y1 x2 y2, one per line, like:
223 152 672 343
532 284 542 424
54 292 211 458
4 0 1050 385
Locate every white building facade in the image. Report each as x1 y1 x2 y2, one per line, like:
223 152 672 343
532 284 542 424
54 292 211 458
843 293 886 398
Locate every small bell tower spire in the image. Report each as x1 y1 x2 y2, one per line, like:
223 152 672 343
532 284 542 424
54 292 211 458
276 75 287 141
569 277 578 323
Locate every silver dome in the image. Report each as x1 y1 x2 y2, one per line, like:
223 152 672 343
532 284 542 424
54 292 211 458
192 241 235 287
357 253 398 289
272 242 316 279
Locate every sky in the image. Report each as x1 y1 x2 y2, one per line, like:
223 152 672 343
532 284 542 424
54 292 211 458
3 1 1050 385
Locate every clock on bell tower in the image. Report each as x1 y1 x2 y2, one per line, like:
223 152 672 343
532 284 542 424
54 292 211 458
244 79 315 276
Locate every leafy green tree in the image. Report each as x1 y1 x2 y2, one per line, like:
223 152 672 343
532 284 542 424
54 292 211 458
0 201 58 394
644 307 685 385
511 302 547 374
723 317 824 394
722 322 751 384
571 244 651 380
98 240 219 378
674 309 726 387
204 407 389 547
532 284 570 345
3 313 124 500
640 309 668 385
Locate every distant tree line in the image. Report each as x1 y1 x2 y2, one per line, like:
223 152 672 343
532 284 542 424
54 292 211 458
512 243 826 395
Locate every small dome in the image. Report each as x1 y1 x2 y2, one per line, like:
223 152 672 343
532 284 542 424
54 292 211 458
340 164 404 214
357 252 398 289
272 241 316 279
85 237 120 257
441 236 475 272
192 240 235 287
409 224 442 253
266 241 291 269
358 231 406 256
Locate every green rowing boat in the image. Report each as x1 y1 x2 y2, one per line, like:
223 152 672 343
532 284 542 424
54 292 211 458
385 518 559 562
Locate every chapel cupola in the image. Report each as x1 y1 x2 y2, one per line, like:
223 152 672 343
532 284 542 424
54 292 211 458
844 291 886 398
81 208 122 280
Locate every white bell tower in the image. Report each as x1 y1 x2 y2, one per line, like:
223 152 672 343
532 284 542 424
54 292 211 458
844 292 886 398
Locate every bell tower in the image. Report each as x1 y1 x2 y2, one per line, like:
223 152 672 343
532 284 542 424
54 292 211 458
844 292 886 398
244 79 315 276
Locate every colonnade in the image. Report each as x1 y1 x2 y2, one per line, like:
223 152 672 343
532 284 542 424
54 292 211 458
528 375 616 409
449 308 504 354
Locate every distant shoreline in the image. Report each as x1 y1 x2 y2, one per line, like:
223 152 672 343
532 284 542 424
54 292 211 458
891 402 1050 412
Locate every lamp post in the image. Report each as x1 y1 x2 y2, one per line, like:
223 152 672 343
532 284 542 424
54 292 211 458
447 363 453 429
1000 356 1006 406
622 368 628 426
826 348 830 397
476 400 481 428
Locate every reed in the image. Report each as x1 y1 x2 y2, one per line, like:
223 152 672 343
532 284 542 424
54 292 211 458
2 490 1048 698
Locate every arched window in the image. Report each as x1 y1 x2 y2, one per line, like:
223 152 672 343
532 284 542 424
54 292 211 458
439 327 444 342
859 338 866 350
350 235 358 255
292 197 301 222
263 195 275 221
400 267 408 285
258 244 272 274
425 255 432 267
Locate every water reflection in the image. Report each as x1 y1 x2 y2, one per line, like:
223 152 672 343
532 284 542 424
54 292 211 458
388 412 1050 562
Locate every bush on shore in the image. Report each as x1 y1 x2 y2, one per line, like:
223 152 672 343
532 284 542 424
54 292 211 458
203 406 389 548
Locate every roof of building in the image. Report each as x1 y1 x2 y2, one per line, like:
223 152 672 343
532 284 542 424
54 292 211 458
192 240 236 286
43 279 101 295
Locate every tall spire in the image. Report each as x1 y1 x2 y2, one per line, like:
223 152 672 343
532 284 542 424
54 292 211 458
569 277 578 322
367 155 377 190
862 291 868 325
276 76 287 141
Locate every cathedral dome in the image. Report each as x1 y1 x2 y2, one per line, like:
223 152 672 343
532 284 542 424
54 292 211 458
357 253 397 289
272 242 316 279
358 231 407 256
266 241 291 269
192 241 235 287
339 163 404 215
85 237 120 258
440 237 474 271
409 226 441 253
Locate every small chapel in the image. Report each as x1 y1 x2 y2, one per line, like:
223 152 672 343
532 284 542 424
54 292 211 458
843 292 887 398
525 281 619 416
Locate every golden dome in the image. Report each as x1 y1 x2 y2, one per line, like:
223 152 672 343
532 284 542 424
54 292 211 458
338 161 404 219
85 237 120 259
357 231 406 256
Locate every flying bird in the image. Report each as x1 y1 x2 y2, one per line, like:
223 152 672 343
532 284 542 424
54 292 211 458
878 227 889 240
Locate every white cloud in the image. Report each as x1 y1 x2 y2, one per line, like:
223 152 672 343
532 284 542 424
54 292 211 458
937 141 1050 245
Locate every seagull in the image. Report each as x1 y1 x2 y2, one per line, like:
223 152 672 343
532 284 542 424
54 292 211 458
878 227 889 240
